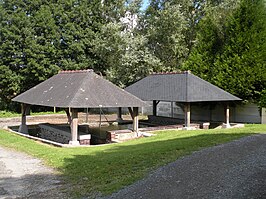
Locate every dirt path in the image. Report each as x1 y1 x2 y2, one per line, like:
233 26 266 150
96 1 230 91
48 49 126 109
106 134 266 199
0 146 67 199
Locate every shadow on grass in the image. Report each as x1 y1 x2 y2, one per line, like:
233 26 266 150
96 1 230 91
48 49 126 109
61 132 256 198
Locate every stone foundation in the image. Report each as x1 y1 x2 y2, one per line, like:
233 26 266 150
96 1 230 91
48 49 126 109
147 115 201 129
39 124 71 144
39 124 91 145
107 129 135 142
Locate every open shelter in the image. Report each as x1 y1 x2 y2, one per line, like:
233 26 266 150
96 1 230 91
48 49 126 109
12 70 147 145
125 71 241 129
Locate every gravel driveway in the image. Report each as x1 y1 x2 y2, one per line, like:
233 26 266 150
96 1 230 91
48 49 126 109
0 147 67 199
106 134 266 199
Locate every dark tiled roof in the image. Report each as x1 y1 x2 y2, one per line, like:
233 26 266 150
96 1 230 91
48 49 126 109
125 71 241 102
12 70 147 108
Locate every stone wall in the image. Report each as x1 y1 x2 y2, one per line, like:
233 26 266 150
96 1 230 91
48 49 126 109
107 129 135 143
39 124 71 144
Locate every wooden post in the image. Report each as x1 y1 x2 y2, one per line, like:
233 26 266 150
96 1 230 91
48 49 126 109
128 107 139 137
18 103 30 134
171 102 174 118
133 107 139 137
184 102 191 128
65 108 72 124
69 108 80 145
85 108 89 123
153 100 157 116
117 107 123 122
224 104 230 128
128 107 134 118
153 100 160 116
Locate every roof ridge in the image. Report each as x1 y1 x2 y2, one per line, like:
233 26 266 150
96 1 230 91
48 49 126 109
59 69 94 74
151 71 191 75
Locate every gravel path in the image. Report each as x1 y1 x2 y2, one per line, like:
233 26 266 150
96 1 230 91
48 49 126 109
0 147 67 199
106 134 266 199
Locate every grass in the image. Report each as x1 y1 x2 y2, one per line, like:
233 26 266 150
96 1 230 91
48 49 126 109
0 110 65 118
0 124 265 197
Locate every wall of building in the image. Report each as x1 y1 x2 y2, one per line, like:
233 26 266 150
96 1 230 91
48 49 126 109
142 101 261 124
102 101 261 124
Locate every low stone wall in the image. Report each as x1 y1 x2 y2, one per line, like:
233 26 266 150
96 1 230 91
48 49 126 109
148 115 183 125
39 124 71 144
39 124 91 145
147 115 201 129
107 129 135 143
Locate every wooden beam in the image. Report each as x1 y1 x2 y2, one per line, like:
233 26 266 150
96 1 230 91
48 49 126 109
171 102 174 118
85 108 90 123
153 100 160 116
133 107 139 137
225 104 230 128
65 108 72 124
69 108 80 145
128 107 134 119
117 107 123 122
18 103 30 134
184 102 191 128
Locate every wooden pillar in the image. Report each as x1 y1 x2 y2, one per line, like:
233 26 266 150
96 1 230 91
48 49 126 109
18 103 30 134
85 108 89 123
224 104 230 128
184 102 191 128
69 108 80 145
65 108 72 124
133 107 139 137
117 107 123 122
171 102 174 118
128 107 139 137
153 100 160 116
153 100 157 116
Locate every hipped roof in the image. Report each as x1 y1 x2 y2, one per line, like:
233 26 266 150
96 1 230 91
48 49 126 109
125 71 241 102
12 70 147 108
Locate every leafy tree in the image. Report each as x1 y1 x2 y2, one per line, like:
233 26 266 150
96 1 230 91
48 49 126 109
0 0 128 109
94 2 161 87
144 2 187 69
259 89 266 108
183 0 266 103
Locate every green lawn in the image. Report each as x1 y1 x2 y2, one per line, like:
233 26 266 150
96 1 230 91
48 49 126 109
0 110 65 118
0 124 265 197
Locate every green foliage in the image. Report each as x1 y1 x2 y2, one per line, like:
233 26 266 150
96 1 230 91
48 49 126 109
1 0 264 109
0 125 265 197
94 21 161 87
144 2 188 69
0 0 128 109
259 89 266 108
183 0 266 103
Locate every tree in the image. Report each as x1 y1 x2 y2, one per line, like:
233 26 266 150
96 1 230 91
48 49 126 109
94 2 161 87
143 0 219 70
144 2 187 70
183 0 266 103
0 0 128 109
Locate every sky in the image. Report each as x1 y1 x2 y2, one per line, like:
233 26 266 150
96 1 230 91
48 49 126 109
141 0 150 11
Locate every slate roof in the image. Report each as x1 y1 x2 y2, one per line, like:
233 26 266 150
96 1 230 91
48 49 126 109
125 71 241 102
12 70 147 108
